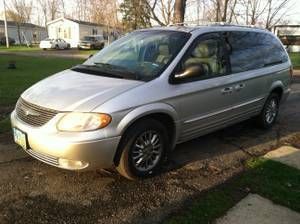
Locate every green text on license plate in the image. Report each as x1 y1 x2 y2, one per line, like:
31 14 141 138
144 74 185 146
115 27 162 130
13 128 27 150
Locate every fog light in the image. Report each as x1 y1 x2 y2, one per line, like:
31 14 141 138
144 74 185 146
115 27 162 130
58 158 88 170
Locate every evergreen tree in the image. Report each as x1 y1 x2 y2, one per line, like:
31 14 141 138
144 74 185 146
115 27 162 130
120 0 151 31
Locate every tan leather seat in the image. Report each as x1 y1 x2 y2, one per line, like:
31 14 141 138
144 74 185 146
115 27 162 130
156 44 171 64
184 41 220 75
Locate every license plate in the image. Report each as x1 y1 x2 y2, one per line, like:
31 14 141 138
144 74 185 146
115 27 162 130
13 128 28 150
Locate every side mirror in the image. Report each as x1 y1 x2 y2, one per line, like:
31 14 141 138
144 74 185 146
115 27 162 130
174 64 205 81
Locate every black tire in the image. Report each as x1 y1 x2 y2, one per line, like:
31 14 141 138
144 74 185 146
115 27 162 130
116 119 169 180
55 45 59 50
255 93 280 129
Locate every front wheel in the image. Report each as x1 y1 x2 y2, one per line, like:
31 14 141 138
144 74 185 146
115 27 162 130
116 119 169 180
255 93 280 129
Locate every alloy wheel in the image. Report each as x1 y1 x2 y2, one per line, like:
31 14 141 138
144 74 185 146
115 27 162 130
131 130 163 172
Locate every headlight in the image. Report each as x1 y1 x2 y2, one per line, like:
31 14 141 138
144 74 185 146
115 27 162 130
57 112 111 132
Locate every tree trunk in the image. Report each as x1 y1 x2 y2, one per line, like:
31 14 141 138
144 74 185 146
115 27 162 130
173 0 186 24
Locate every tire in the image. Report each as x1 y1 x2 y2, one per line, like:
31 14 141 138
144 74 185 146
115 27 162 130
55 45 59 50
255 93 280 129
116 119 169 180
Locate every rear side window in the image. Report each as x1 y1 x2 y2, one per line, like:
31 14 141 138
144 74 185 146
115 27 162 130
226 31 288 73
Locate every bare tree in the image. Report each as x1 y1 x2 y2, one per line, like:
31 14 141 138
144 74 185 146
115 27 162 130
264 0 291 30
37 0 48 27
48 0 61 21
7 0 33 44
147 0 175 26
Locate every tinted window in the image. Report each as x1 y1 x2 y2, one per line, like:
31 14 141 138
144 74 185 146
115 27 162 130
226 31 288 73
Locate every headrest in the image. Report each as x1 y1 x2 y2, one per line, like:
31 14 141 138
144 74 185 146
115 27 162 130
158 44 170 56
192 41 217 58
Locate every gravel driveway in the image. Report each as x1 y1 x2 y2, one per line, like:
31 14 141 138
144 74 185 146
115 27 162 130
0 77 300 224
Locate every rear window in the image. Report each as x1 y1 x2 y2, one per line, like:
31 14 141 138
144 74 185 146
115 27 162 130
226 31 288 73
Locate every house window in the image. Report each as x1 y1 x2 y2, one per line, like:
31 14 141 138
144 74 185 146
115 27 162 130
63 27 71 39
33 33 37 40
92 28 97 35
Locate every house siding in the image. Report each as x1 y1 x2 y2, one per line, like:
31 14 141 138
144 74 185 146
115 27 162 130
0 24 47 44
47 18 106 48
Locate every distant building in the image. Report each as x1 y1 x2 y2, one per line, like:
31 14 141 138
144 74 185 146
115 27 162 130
47 17 120 48
273 25 300 52
0 20 47 44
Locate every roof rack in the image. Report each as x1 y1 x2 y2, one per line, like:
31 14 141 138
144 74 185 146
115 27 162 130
167 20 265 30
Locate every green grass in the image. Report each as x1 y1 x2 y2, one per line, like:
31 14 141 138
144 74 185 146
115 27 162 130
78 49 99 55
289 53 300 69
0 45 40 52
0 55 83 133
165 158 300 224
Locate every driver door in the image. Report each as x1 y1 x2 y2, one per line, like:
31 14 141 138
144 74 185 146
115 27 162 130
171 33 241 142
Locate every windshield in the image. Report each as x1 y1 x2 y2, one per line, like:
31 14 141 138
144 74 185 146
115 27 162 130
83 36 95 41
82 30 190 81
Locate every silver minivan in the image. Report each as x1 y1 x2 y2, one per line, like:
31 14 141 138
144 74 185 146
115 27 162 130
11 25 292 179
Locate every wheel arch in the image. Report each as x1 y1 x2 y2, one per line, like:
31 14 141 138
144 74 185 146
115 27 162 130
113 103 180 165
269 81 284 101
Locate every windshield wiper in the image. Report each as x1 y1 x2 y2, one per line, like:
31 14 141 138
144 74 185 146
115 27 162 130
94 62 140 80
71 64 124 79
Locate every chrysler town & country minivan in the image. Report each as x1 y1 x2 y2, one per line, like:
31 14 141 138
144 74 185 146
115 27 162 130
11 25 292 179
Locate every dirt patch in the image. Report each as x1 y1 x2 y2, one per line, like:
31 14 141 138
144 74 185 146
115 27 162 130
0 132 13 145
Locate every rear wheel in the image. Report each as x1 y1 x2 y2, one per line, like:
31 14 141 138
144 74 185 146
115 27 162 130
116 119 169 180
255 93 280 129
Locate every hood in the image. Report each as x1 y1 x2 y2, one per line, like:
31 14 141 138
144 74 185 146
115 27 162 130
21 70 143 112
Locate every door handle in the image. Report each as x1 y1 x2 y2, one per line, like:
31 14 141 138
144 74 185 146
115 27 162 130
235 83 245 91
221 87 233 94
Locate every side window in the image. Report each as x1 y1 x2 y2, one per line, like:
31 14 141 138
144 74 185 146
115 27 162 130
179 36 227 81
227 31 288 74
263 34 288 66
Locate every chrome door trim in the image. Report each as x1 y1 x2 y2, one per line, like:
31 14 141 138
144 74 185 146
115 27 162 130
184 96 264 124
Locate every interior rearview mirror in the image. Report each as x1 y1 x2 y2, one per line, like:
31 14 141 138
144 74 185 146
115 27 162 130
174 64 205 81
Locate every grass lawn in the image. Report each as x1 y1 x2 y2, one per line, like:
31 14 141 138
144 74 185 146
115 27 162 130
289 53 300 69
165 158 300 224
0 45 99 56
0 45 41 52
0 55 83 133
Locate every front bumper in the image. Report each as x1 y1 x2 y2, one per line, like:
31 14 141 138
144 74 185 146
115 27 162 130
78 44 92 49
10 110 121 170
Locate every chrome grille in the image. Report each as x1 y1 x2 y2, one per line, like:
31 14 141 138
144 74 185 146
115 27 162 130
15 98 58 127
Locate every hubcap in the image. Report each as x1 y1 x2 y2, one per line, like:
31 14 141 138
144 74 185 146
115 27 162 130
131 130 163 172
265 98 278 124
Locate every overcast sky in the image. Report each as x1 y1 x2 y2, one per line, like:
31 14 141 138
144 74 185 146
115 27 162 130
0 0 300 25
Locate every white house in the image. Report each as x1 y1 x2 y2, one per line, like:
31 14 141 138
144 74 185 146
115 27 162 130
273 25 300 52
0 20 47 44
47 17 109 48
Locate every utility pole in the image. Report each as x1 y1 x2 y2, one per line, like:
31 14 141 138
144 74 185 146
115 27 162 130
197 0 200 25
3 0 9 48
